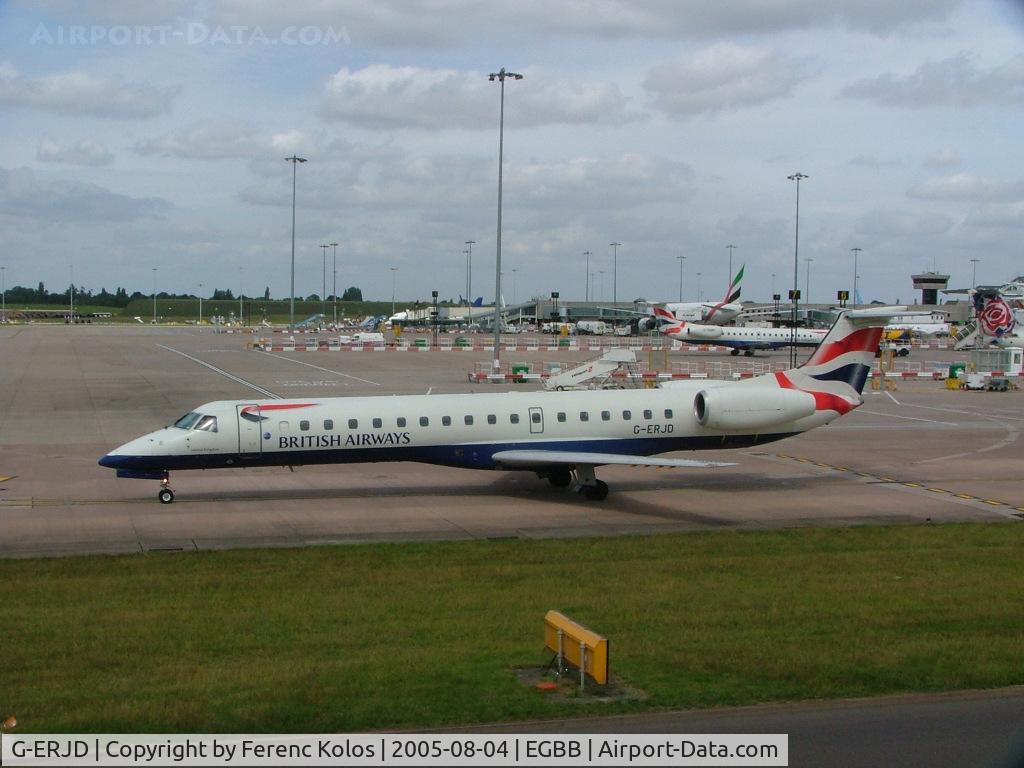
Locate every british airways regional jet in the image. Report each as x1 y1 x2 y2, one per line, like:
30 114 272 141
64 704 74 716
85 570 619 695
99 307 899 503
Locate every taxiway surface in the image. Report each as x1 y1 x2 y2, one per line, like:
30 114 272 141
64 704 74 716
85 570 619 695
1 325 1020 558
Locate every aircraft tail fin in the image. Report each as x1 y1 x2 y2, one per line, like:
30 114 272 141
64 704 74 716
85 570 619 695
653 305 683 333
972 289 1017 339
725 264 744 304
791 306 906 394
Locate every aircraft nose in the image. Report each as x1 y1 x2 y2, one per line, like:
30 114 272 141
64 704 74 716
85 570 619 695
99 452 124 469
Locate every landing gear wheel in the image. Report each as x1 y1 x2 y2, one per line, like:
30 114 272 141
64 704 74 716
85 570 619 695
158 488 175 504
548 469 572 488
581 480 609 501
744 349 754 357
730 348 740 356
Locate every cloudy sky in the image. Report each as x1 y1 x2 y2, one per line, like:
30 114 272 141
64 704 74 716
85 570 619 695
1 0 1022 306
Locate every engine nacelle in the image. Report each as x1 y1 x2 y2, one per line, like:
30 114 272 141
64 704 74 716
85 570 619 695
694 386 817 430
686 324 723 339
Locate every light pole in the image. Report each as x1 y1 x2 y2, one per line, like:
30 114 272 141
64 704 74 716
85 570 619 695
465 239 475 327
599 270 606 301
331 242 339 325
609 242 621 305
198 282 204 327
1 266 5 323
238 268 244 326
787 172 808 367
285 154 307 326
726 244 735 285
771 272 776 298
489 67 522 371
696 272 702 301
511 268 518 305
804 257 813 304
969 257 980 287
69 263 74 323
676 255 686 302
390 267 397 317
583 251 592 301
851 247 862 307
320 243 329 318
152 268 157 324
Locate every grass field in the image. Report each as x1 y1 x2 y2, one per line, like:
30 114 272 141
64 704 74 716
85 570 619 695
3 523 1022 733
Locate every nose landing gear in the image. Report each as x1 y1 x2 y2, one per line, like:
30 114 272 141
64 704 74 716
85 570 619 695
157 472 175 504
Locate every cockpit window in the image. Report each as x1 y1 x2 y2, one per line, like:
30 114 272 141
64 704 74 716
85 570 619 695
194 415 218 432
173 412 201 430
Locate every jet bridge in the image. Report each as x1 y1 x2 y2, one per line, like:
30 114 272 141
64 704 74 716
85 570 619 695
543 349 640 391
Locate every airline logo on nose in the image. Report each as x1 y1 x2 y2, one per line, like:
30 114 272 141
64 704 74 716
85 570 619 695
240 403 316 422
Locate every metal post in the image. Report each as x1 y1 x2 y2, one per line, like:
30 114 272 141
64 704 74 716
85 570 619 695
805 257 813 304
331 242 339 325
851 247 861 307
556 629 564 676
609 242 621 306
676 255 686 302
198 283 203 328
788 172 808 367
1 266 5 323
285 155 307 327
69 264 74 323
584 251 591 301
465 240 474 328
152 268 157 325
726 244 735 286
320 243 329 319
390 267 397 317
489 68 522 372
969 257 979 288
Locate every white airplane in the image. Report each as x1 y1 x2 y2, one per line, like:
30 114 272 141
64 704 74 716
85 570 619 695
885 311 950 336
639 265 746 330
654 306 826 356
99 307 900 503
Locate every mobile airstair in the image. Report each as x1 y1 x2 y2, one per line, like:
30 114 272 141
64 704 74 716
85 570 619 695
543 349 642 390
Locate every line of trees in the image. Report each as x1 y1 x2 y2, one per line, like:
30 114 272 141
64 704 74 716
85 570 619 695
3 284 370 307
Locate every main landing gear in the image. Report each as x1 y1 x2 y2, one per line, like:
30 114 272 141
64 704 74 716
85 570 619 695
540 466 609 501
157 472 175 504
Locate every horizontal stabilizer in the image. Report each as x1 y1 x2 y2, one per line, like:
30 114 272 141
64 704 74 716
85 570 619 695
492 450 734 469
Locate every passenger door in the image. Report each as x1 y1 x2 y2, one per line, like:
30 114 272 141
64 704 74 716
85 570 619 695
528 406 544 434
237 404 262 457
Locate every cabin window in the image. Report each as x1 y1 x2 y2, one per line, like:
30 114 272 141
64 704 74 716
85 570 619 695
487 414 497 425
324 419 334 431
643 409 653 420
580 411 589 422
419 416 429 427
464 415 473 426
195 415 218 432
348 419 358 430
557 412 566 422
278 421 289 433
622 410 632 420
442 416 452 426
531 412 541 424
173 412 201 430
601 411 611 421
397 417 407 428
510 413 520 424
372 418 382 429
664 409 673 419
299 420 310 432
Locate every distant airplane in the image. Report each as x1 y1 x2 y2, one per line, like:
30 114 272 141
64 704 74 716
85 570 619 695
970 289 1022 347
654 306 826 355
639 265 746 330
884 311 950 335
99 306 900 504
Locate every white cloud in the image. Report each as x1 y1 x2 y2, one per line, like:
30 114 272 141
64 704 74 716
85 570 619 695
319 64 640 130
643 44 811 118
848 155 902 169
908 173 1024 202
36 138 114 166
0 167 170 222
0 62 179 119
134 124 315 159
841 52 1024 108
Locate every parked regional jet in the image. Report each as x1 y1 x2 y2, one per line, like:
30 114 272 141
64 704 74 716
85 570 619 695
639 265 745 330
654 306 826 355
99 307 900 503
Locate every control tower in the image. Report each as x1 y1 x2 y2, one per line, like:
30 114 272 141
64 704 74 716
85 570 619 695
911 271 949 305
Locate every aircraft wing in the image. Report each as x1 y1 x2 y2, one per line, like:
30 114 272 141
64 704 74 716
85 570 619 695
491 450 734 469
